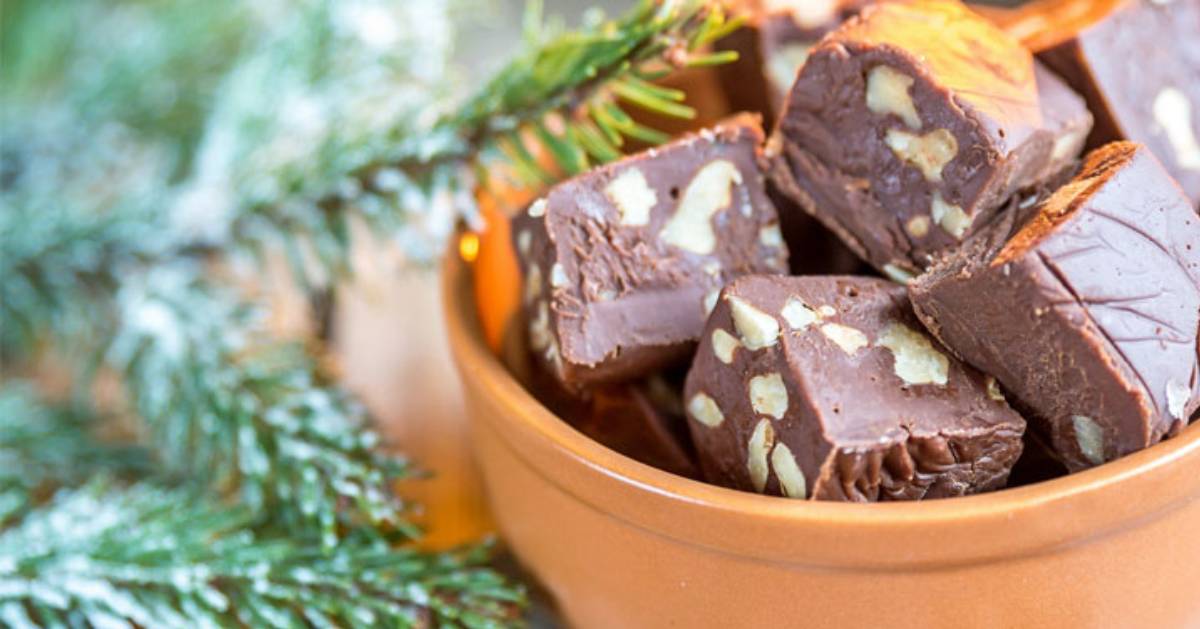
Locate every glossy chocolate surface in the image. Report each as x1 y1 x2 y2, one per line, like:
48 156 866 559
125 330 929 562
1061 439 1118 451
911 142 1200 471
512 116 788 389
684 275 1025 501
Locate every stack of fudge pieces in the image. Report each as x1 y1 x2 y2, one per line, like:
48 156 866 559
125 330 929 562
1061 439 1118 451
509 0 1200 501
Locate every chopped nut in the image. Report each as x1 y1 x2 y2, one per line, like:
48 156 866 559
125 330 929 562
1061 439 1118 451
931 192 972 239
986 376 1006 402
817 305 837 318
906 215 930 238
550 263 568 289
660 160 742 254
712 328 741 364
749 373 788 419
820 323 869 355
527 198 547 218
688 392 725 428
866 65 921 130
1052 127 1087 162
1167 379 1191 420
883 264 916 285
1072 415 1105 465
702 290 720 316
604 167 657 225
876 322 949 386
529 301 552 352
885 128 958 182
770 442 807 499
768 42 816 94
525 265 543 303
702 260 722 277
728 296 781 350
747 418 775 492
1153 87 1200 170
516 230 532 257
781 298 818 330
759 224 785 249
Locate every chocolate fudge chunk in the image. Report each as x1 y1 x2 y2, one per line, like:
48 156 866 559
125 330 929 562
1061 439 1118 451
524 360 700 479
1035 0 1200 205
769 0 1093 278
910 142 1200 471
684 275 1025 501
715 0 872 126
512 115 788 389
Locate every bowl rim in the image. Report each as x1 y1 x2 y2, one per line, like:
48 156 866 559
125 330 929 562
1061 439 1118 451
444 243 1200 569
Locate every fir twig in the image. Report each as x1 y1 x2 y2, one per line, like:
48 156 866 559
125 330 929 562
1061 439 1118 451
0 480 524 628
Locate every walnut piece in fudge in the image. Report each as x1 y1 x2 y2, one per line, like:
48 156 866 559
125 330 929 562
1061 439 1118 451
512 115 788 389
714 0 872 126
910 142 1200 472
684 275 1025 502
1035 0 1200 206
769 0 1092 278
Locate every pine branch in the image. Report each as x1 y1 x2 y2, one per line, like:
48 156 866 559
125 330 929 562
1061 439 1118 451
0 480 524 628
0 385 151 525
108 267 420 547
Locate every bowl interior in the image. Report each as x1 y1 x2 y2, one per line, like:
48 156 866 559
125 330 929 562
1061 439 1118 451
444 242 1200 569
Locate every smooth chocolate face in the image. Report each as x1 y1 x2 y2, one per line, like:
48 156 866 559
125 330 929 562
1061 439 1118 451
769 0 1092 277
512 115 788 389
1037 0 1200 206
911 142 1200 471
684 275 1025 502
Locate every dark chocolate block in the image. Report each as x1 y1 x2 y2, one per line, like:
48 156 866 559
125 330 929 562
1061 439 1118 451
525 360 700 479
512 116 788 389
683 275 1025 501
714 0 871 126
769 0 1093 279
1035 0 1200 206
910 142 1200 471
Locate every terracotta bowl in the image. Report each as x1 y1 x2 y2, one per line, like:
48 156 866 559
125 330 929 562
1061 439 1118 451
443 249 1200 628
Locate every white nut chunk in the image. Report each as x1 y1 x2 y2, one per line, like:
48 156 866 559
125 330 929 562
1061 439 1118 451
746 418 775 492
906 215 930 238
1072 415 1105 466
781 298 818 330
660 159 742 254
688 392 725 428
866 65 921 130
1153 87 1200 171
605 167 657 225
986 376 1005 402
702 289 720 316
516 229 532 256
524 264 543 303
876 322 949 386
527 198 547 217
749 373 788 419
820 323 869 355
885 128 958 182
931 192 972 239
770 442 807 499
549 263 569 289
759 224 785 249
728 296 780 350
1166 379 1191 421
711 328 741 364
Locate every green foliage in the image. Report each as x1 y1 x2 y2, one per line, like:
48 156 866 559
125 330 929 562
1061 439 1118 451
0 480 523 628
0 0 739 624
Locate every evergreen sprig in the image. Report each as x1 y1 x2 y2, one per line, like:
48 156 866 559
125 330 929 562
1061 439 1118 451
0 480 523 628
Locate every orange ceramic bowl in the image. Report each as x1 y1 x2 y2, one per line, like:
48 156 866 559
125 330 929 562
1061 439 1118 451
443 249 1200 629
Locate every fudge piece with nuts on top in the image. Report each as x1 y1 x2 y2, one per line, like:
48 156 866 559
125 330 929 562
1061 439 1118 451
512 115 788 389
1031 0 1200 205
769 0 1093 279
684 275 1025 501
910 142 1200 472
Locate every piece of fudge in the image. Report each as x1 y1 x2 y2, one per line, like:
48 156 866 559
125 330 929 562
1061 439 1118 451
1030 0 1200 205
769 0 1093 278
524 360 700 479
910 142 1200 471
715 0 872 126
512 115 788 389
683 275 1026 501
